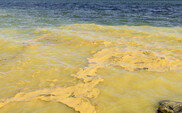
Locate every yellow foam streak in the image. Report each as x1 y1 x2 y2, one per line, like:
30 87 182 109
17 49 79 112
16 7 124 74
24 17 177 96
0 24 182 113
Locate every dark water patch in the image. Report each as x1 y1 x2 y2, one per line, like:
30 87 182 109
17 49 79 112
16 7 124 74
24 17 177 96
0 0 181 28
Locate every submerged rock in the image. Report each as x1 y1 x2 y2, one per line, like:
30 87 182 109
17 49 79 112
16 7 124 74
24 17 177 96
157 100 182 113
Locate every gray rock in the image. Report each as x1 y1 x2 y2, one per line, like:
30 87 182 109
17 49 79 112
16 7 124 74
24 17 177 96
157 100 182 113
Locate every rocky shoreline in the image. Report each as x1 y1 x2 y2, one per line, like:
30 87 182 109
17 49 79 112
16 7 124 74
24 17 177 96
157 100 182 113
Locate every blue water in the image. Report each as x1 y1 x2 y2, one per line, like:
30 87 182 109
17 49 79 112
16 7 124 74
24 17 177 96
0 0 181 28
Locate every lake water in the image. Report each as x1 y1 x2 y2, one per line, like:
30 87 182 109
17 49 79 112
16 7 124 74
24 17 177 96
0 0 182 113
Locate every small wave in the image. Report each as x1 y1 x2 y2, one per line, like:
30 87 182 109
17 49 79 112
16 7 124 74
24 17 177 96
0 14 12 17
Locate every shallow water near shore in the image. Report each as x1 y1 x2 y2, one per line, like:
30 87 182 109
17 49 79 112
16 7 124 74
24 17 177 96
0 0 182 113
0 24 182 113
